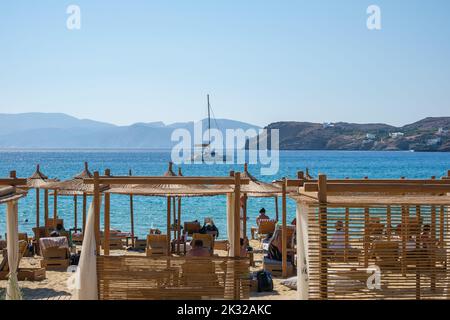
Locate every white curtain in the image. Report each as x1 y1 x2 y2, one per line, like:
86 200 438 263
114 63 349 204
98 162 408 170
73 201 98 300
296 203 309 300
6 201 22 300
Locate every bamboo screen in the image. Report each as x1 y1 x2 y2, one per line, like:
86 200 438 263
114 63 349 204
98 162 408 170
307 203 450 300
97 255 251 300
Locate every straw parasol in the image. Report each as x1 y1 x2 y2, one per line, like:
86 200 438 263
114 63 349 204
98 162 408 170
43 162 108 230
24 164 59 234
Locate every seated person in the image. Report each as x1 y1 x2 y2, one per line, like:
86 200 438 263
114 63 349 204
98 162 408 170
329 221 345 250
256 208 270 225
267 231 282 261
187 239 210 257
50 230 60 237
200 218 219 238
291 218 296 225
240 238 247 257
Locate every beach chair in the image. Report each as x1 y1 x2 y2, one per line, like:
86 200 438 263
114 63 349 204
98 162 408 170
371 241 401 271
180 258 222 298
146 234 169 256
45 218 64 229
184 221 201 237
40 246 71 270
0 240 45 281
192 233 214 254
256 220 277 241
39 237 71 270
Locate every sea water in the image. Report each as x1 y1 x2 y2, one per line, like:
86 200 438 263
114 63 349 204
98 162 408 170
0 150 449 239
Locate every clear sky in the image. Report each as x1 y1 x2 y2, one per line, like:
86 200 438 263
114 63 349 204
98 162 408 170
0 0 449 127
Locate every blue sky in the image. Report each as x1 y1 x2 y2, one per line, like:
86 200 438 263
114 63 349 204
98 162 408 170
0 0 449 126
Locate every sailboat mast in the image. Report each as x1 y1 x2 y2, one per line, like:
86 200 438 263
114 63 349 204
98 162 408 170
207 94 211 144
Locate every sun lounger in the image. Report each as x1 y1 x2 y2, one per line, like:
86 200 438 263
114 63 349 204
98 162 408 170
262 256 294 277
192 233 214 254
184 221 201 236
146 234 169 256
0 240 46 281
255 220 277 241
39 237 70 270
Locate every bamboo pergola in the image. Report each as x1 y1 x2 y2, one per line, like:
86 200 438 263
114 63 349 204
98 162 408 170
288 174 450 300
105 162 233 254
84 171 251 300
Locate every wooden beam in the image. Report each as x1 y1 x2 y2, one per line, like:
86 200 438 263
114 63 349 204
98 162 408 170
94 171 101 255
74 195 78 230
282 178 288 278
177 197 181 255
274 196 279 221
53 189 58 228
318 174 328 300
129 169 135 247
167 196 171 253
233 172 241 257
243 194 247 240
304 182 450 193
0 178 27 185
35 188 40 229
84 176 250 185
104 192 110 256
82 192 87 231
44 189 49 226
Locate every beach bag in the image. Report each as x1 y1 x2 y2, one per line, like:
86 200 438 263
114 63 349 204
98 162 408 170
256 270 273 292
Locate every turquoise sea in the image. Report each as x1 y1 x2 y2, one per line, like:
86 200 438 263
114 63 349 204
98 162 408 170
0 150 449 239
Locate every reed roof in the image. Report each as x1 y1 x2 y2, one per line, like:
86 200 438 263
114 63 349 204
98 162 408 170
240 164 281 197
106 163 233 197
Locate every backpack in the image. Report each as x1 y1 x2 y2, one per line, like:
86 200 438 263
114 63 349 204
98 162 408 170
256 270 273 292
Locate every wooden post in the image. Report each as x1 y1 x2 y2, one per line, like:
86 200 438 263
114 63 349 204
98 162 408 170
94 171 101 255
82 192 87 231
386 206 391 241
431 205 437 291
173 197 177 241
364 207 370 268
177 197 181 254
74 195 78 230
243 194 247 240
104 192 110 256
282 178 288 278
36 188 40 229
233 172 241 300
44 189 49 227
167 196 171 253
275 196 279 221
344 207 349 262
318 174 328 300
53 189 58 228
129 169 135 247
233 172 241 258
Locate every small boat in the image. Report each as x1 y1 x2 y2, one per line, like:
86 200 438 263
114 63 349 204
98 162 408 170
191 94 227 162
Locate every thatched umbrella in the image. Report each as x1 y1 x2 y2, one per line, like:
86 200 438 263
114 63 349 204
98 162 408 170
26 164 58 236
239 163 282 238
43 162 107 230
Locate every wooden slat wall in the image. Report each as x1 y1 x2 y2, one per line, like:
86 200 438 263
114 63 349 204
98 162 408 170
307 203 450 300
97 256 250 300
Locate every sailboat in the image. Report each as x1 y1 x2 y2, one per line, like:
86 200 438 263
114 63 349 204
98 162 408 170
192 94 226 162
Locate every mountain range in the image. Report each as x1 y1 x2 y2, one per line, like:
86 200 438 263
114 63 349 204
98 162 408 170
0 113 449 151
0 113 260 148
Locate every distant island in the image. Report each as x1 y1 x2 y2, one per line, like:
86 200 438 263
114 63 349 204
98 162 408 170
259 117 450 152
0 113 449 151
